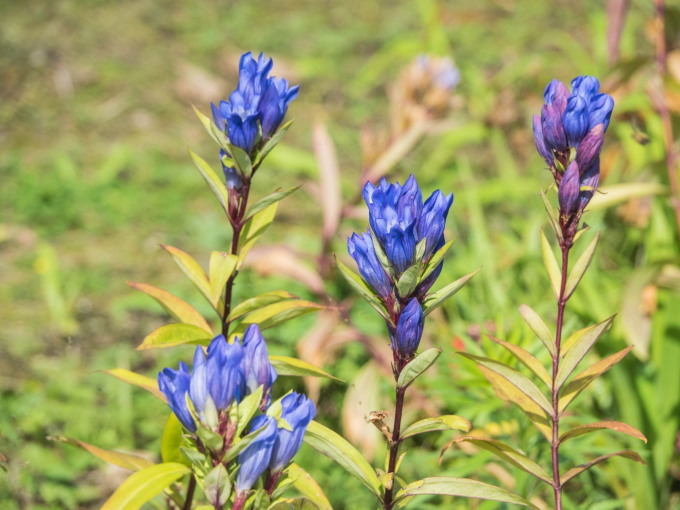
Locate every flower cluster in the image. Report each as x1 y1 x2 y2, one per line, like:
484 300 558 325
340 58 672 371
158 325 315 499
348 174 453 359
532 76 614 225
211 52 299 189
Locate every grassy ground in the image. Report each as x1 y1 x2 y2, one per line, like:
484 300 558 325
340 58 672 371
1 0 679 508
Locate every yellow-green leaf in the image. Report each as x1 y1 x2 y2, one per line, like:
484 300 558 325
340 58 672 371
228 290 297 321
488 335 551 388
161 245 214 309
104 368 166 402
401 415 471 440
127 281 212 332
561 450 645 485
565 233 600 298
238 203 278 263
101 462 190 510
161 414 190 466
286 463 333 510
421 269 479 316
49 436 153 471
270 356 343 382
208 252 238 307
559 421 647 444
518 304 555 357
246 186 301 221
236 300 324 331
397 348 441 388
137 323 213 350
540 230 561 299
188 150 230 214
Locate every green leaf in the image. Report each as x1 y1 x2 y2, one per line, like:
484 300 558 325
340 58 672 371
103 368 166 402
238 202 278 262
161 245 215 309
421 269 479 316
396 264 421 298
245 186 301 221
518 304 555 357
193 105 230 149
336 259 391 323
303 420 382 497
137 323 213 350
459 353 553 417
236 299 324 331
540 230 561 299
559 421 647 444
559 346 632 412
393 476 537 508
453 437 552 484
397 348 441 388
49 436 154 471
256 120 293 165
101 462 190 510
565 233 599 298
540 188 561 240
161 414 190 466
208 252 238 307
400 415 471 440
268 499 320 510
230 145 253 175
561 450 645 485
286 463 332 510
188 150 230 214
127 282 213 332
236 386 264 437
420 239 454 283
555 316 615 389
204 464 231 507
229 291 297 321
488 336 551 387
270 356 343 382
222 417 271 463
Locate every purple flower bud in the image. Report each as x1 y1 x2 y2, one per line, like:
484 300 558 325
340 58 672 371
236 415 278 493
578 158 600 211
574 124 604 172
391 298 424 356
563 95 589 148
269 393 316 473
558 162 581 216
347 232 393 297
532 114 552 165
241 325 277 402
544 80 570 104
158 362 196 432
541 101 567 153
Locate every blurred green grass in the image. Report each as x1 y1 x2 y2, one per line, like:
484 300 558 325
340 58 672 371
1 0 679 508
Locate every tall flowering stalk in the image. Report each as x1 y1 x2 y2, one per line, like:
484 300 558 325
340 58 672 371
457 76 646 509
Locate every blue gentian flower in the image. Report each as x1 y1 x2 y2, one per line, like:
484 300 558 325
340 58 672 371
158 361 196 432
347 232 393 298
236 415 279 493
241 324 277 404
211 52 299 156
391 298 424 356
269 393 316 473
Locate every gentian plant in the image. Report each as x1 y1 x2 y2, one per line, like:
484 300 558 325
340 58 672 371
454 76 646 509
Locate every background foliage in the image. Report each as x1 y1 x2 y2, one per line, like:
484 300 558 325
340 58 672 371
1 0 679 508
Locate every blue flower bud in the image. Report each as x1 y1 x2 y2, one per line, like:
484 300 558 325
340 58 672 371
417 190 453 258
571 75 600 99
269 393 316 473
588 93 614 131
260 78 299 139
541 102 567 154
563 95 589 148
236 415 278 493
558 162 581 216
543 80 570 104
391 298 424 356
347 232 393 297
241 325 277 402
158 362 196 432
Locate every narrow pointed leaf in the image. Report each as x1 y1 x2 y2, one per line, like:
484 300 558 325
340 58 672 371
488 336 551 387
127 281 212 332
229 291 297 321
540 230 561 299
560 421 647 444
161 245 214 309
556 316 615 389
393 476 537 508
336 259 391 323
161 414 190 466
454 437 552 483
137 323 213 350
101 462 190 510
286 463 333 510
188 150 230 213
401 415 471 440
229 145 252 175
104 368 166 402
193 106 229 149
268 499 320 510
246 186 301 221
235 300 324 332
238 203 278 262
397 348 441 388
560 346 632 412
256 120 293 165
565 233 600 298
518 304 555 357
208 252 238 307
561 450 645 484
304 420 382 497
49 436 154 471
459 353 553 416
477 366 551 439
269 356 343 382
540 189 562 240
420 239 454 283
422 269 479 316
235 386 264 437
